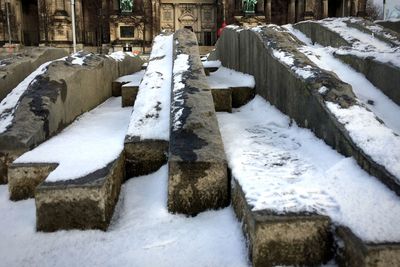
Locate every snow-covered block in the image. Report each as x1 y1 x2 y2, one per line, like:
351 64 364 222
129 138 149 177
337 227 400 267
35 154 124 232
8 97 129 230
0 47 68 103
232 179 332 267
124 34 173 178
294 18 400 106
168 29 229 216
215 24 400 197
0 53 142 185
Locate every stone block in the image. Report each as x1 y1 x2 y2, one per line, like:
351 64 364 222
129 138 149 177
121 85 139 107
124 139 168 178
232 178 333 267
35 155 125 232
377 20 400 34
168 29 229 216
204 67 219 76
112 81 128 97
336 226 400 267
211 88 232 112
231 86 255 108
8 162 58 201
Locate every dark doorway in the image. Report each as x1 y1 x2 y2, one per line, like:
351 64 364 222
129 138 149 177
271 0 289 25
184 26 193 32
328 0 342 17
21 0 40 45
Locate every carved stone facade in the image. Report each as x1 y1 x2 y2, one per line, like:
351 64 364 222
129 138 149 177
0 0 366 48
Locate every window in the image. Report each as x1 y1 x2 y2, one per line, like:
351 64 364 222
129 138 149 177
120 0 133 13
120 26 134 38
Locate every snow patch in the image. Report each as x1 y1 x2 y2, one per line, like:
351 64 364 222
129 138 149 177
207 66 255 89
172 53 190 131
117 70 146 87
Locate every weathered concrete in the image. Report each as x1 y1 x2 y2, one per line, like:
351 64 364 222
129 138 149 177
168 29 229 216
336 227 400 267
376 20 400 34
8 163 58 201
294 20 400 106
124 138 168 178
231 87 255 108
0 47 68 102
232 178 333 267
112 80 128 97
121 84 139 107
211 88 232 112
214 26 400 196
1 53 143 185
35 154 124 232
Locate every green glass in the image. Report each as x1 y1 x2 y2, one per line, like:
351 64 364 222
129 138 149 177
243 0 257 14
120 0 133 12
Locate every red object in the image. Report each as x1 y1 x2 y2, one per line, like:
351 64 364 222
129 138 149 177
217 21 227 37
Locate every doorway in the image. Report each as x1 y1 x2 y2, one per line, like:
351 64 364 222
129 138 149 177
21 0 39 45
271 0 289 25
328 0 343 17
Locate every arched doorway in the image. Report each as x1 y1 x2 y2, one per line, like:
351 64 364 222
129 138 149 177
21 0 39 45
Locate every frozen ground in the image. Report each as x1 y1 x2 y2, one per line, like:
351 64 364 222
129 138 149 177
218 96 400 243
0 166 250 267
15 97 131 182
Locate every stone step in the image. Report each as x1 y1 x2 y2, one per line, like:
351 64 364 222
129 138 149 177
168 29 229 216
294 19 400 106
124 33 173 178
214 24 400 198
0 47 68 103
0 52 142 186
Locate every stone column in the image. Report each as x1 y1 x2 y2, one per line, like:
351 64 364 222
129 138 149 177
265 0 271 23
322 0 328 18
174 3 178 31
297 0 305 21
346 0 351 16
351 0 358 16
56 0 65 11
288 0 296 23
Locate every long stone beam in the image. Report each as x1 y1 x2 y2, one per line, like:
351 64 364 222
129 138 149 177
168 29 229 216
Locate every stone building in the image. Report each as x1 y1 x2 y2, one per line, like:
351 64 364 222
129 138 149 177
0 0 366 48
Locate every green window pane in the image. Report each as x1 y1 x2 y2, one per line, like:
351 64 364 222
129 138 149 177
120 0 133 12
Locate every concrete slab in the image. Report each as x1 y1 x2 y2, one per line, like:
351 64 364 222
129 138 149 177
121 85 139 107
35 155 125 232
232 178 333 267
336 227 400 267
168 29 229 216
211 88 232 112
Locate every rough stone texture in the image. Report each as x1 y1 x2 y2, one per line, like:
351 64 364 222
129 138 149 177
35 154 125 232
232 178 333 267
121 85 139 107
231 87 255 108
336 227 400 267
0 53 143 185
294 20 400 106
168 29 229 216
112 81 128 97
211 88 232 112
376 20 400 34
0 47 68 102
214 26 400 196
204 67 219 76
8 163 58 201
124 139 168 178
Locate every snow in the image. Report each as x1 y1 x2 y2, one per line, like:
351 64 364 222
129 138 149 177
107 51 130 61
218 96 400 243
126 34 173 141
0 60 54 134
14 97 131 182
206 66 255 89
202 59 221 68
171 53 190 131
68 52 91 65
326 102 400 179
318 18 400 67
286 25 400 135
116 70 146 87
0 166 250 267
